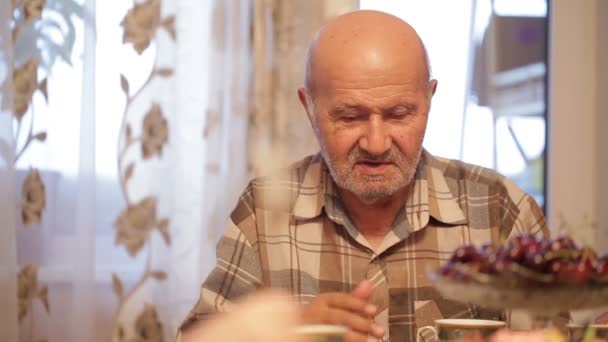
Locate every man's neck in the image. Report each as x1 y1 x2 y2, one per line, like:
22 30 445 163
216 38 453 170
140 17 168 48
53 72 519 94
337 187 410 249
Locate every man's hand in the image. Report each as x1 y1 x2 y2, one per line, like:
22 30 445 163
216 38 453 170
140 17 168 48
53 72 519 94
595 311 608 324
299 280 385 342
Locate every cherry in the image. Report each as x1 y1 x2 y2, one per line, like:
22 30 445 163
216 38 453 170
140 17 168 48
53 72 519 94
477 250 499 275
450 245 482 264
502 234 540 263
548 259 568 274
595 258 608 284
548 260 566 280
574 261 594 284
522 239 542 253
468 244 498 273
479 242 497 254
440 263 456 277
493 259 514 275
509 233 534 246
441 234 603 286
452 269 471 282
503 244 527 263
524 252 548 272
540 236 582 263
556 261 593 285
522 240 543 263
439 262 468 281
548 236 577 252
545 236 578 252
470 258 493 274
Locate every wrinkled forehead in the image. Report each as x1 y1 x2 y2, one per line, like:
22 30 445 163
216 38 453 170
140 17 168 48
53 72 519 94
306 33 430 95
308 51 430 100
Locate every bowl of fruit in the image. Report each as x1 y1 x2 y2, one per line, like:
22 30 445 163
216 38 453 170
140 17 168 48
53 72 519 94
430 234 608 316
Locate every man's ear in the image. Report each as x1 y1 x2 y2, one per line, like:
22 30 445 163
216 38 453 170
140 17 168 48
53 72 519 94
429 79 438 97
297 87 314 123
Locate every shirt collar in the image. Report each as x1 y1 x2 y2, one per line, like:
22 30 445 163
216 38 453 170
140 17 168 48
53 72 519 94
411 150 468 229
292 154 326 219
292 150 468 230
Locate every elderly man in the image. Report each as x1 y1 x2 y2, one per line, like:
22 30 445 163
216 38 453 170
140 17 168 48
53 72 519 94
181 10 547 342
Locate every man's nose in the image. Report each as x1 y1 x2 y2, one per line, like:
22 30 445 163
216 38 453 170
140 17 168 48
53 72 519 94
359 118 391 155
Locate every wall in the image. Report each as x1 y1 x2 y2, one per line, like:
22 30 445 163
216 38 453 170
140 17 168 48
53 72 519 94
596 0 608 253
547 0 608 252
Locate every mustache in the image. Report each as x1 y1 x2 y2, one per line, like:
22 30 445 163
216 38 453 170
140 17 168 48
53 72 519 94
348 148 400 164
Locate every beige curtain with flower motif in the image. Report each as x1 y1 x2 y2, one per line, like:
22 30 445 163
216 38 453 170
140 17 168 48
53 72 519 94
1 0 358 341
0 1 19 339
1 0 96 340
0 0 252 341
249 0 358 175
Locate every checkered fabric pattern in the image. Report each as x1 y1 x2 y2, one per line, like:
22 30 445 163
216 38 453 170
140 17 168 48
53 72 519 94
181 150 548 341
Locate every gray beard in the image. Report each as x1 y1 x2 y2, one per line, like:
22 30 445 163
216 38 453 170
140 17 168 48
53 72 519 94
321 146 421 204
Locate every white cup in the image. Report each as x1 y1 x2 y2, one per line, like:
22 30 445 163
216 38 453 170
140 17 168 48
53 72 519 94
417 318 506 342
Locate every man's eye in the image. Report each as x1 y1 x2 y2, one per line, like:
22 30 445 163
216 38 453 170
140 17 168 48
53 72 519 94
390 111 410 119
340 116 358 123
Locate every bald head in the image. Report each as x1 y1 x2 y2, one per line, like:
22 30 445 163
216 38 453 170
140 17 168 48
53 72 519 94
297 11 438 204
304 10 431 96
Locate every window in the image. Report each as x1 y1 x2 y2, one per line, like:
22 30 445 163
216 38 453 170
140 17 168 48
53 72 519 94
359 0 548 206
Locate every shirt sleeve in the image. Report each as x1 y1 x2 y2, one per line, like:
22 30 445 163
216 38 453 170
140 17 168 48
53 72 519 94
496 189 554 330
511 192 549 239
179 217 263 331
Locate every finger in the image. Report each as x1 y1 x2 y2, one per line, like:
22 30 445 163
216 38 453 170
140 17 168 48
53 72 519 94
325 293 376 316
351 280 374 301
595 311 608 324
326 308 384 338
462 331 485 342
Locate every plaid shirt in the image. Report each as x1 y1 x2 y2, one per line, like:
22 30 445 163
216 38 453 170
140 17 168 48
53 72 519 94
182 150 548 341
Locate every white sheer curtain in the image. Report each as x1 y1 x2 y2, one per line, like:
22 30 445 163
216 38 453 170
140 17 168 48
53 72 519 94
166 0 251 333
1 0 98 340
0 0 250 340
0 1 19 340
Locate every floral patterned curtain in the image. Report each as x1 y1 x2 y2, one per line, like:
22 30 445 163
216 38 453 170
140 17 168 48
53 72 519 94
0 0 356 341
1 0 94 340
0 0 252 340
249 0 358 175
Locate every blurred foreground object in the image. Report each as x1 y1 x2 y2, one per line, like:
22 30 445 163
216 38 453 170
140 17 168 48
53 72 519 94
488 328 565 342
179 291 297 342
